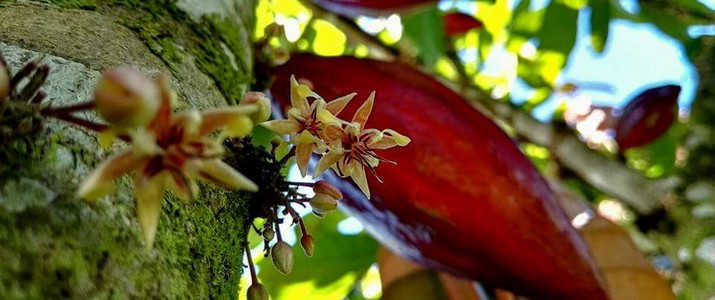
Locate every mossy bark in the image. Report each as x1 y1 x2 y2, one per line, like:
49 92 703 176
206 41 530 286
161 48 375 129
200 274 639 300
0 1 256 298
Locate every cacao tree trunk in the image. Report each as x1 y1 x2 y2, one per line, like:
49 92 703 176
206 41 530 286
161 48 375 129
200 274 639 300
0 1 256 298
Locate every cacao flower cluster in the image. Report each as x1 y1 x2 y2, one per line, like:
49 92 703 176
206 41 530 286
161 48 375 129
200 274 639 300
77 67 266 249
261 75 410 198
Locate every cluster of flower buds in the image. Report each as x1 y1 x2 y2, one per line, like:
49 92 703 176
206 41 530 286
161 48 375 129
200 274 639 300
244 178 343 300
0 51 50 141
72 67 268 249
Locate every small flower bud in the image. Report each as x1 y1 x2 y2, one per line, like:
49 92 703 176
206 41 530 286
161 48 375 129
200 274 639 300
313 180 343 201
247 283 269 300
310 194 338 214
271 241 294 275
263 228 275 241
312 210 325 219
94 67 160 128
270 137 282 148
300 234 315 257
240 91 272 123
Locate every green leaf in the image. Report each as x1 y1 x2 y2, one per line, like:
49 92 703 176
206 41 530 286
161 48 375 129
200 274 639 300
640 4 691 42
401 7 446 68
510 0 546 38
478 31 494 65
589 0 611 53
537 2 578 55
257 212 378 300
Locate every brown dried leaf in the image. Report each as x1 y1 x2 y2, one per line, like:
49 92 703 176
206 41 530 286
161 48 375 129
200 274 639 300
378 247 482 300
552 182 676 300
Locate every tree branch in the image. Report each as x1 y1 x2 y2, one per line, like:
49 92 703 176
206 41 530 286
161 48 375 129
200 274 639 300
461 86 676 214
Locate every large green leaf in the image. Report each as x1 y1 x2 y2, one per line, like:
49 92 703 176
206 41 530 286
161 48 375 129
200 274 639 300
401 7 446 68
589 0 611 53
537 2 579 55
257 212 378 300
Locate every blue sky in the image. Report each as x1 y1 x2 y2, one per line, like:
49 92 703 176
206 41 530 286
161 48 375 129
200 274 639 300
530 12 698 120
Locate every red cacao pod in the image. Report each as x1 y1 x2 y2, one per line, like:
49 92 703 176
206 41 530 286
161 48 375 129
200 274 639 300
311 0 437 17
443 12 483 37
269 54 608 299
614 85 681 150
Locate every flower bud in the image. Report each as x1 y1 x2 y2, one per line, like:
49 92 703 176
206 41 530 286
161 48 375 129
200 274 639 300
300 234 315 257
240 91 272 123
312 210 325 219
0 60 9 100
94 67 160 128
247 283 269 300
263 228 275 241
310 194 338 214
271 241 294 275
313 180 343 200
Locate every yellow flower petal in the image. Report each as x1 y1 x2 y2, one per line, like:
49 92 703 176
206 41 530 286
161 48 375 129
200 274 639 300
198 105 258 136
295 136 314 177
260 119 301 135
349 163 370 198
316 108 342 125
290 75 312 116
352 92 375 130
128 129 162 156
313 149 344 178
135 171 168 250
384 129 411 146
178 137 224 158
319 124 346 144
326 93 356 116
222 115 254 138
175 109 202 137
77 150 143 201
239 91 272 123
166 170 197 202
370 129 411 149
194 159 258 192
148 74 175 135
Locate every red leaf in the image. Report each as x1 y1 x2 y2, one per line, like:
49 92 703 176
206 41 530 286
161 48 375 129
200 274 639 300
270 53 608 299
614 85 680 150
443 12 483 37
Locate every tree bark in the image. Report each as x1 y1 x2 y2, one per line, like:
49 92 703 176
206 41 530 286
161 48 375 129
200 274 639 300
0 1 255 298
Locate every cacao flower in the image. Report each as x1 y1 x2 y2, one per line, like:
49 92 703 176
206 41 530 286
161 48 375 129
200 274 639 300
311 0 437 17
270 53 608 299
614 84 681 151
443 12 483 37
78 71 259 249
